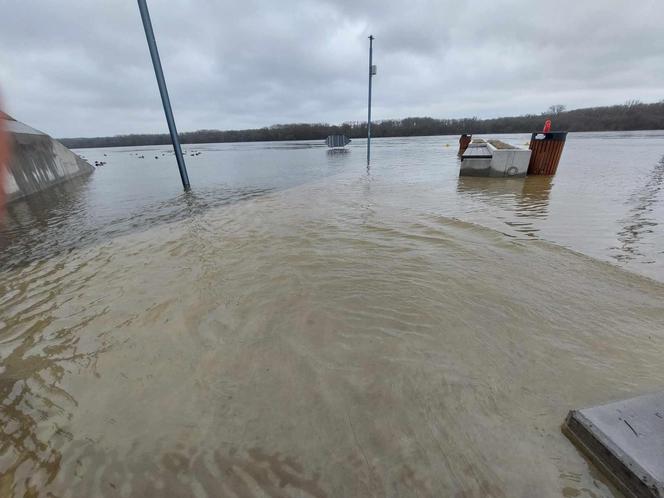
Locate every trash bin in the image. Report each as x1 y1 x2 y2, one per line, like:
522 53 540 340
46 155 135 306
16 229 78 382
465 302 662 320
527 131 567 175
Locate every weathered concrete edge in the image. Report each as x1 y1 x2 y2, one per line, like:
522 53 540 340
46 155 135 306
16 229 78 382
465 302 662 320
7 168 93 203
6 133 94 203
562 410 662 498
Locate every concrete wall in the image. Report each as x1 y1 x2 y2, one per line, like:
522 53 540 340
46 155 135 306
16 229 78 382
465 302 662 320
460 141 531 178
489 148 531 178
4 118 94 202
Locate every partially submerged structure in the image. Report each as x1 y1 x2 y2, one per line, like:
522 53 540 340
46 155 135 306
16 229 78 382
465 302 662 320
564 392 664 498
2 114 93 202
459 131 568 178
460 139 531 177
527 131 567 175
326 134 351 148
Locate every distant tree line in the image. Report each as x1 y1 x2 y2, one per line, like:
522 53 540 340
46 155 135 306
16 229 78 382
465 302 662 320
60 100 664 149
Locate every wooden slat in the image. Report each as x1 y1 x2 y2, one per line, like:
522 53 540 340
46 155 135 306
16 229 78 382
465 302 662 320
528 136 566 175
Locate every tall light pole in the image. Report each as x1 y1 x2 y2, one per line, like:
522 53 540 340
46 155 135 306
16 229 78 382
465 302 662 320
367 35 375 166
137 0 190 190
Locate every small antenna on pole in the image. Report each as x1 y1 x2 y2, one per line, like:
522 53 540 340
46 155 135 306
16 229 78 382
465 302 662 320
137 0 190 190
367 35 375 166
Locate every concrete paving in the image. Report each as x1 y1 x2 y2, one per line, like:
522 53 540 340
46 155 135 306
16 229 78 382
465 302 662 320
564 391 664 497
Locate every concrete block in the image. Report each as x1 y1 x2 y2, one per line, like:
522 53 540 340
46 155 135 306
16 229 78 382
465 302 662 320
460 140 530 177
563 391 664 498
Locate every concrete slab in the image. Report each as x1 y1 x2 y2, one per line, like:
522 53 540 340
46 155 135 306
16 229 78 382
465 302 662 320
563 391 664 498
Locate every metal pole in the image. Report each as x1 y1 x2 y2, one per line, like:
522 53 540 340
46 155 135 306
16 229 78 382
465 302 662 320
137 0 190 190
367 35 374 166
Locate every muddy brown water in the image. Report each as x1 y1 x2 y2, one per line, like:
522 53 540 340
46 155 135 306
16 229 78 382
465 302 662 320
1 133 664 497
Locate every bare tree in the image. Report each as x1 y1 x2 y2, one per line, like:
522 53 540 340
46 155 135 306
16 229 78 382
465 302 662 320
547 104 566 115
58 101 664 148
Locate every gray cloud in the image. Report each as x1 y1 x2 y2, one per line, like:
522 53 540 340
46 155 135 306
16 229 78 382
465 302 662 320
1 0 662 137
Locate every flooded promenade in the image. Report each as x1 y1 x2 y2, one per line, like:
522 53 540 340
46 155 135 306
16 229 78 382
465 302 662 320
1 133 664 496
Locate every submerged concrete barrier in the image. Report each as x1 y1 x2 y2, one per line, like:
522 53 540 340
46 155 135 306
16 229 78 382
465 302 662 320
564 392 664 497
2 114 93 202
460 138 531 177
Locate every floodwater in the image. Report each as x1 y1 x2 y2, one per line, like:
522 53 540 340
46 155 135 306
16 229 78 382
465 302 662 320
1 132 663 497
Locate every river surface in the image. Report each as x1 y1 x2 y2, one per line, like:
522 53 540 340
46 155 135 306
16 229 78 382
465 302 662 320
3 132 664 282
1 132 664 497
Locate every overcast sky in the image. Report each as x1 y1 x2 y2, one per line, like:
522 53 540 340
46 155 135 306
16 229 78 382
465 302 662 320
1 0 662 138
